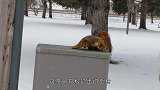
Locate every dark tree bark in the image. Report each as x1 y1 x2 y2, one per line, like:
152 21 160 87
129 13 132 22
48 0 52 18
123 13 126 22
139 0 147 29
85 6 93 25
131 5 136 25
91 0 110 36
81 5 87 20
24 0 29 16
42 0 47 19
127 0 134 23
150 12 154 23
132 12 136 25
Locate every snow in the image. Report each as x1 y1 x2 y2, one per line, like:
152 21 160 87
52 3 65 10
18 11 160 90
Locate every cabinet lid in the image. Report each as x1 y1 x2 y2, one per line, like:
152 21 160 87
36 44 111 60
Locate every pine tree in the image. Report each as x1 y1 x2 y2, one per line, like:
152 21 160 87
54 0 80 9
154 0 160 17
112 0 128 22
54 0 110 36
147 0 157 23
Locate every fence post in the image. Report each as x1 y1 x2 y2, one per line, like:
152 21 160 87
9 0 25 90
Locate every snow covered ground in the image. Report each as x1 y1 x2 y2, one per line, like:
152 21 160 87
18 11 160 90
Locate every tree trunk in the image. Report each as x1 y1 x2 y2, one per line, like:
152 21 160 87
132 5 136 25
24 0 29 16
123 13 125 22
85 6 93 25
81 5 87 20
139 0 147 29
91 0 110 36
151 12 154 23
132 12 136 25
42 0 47 19
0 0 16 90
48 0 52 18
129 13 132 23
127 0 134 23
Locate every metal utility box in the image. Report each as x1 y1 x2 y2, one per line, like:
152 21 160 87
33 44 111 90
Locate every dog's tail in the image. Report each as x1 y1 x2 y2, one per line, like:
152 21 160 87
98 31 112 53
